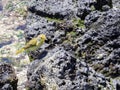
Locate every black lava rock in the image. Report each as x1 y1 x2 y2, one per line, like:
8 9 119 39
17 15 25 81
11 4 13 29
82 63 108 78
0 63 18 90
25 0 120 90
95 0 112 10
28 0 78 19
77 0 96 19
27 47 111 90
78 9 120 78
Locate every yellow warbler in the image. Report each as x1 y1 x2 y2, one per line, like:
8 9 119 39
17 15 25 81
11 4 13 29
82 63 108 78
16 34 46 55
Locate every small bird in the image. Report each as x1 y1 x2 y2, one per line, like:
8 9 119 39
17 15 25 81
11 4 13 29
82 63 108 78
16 34 47 55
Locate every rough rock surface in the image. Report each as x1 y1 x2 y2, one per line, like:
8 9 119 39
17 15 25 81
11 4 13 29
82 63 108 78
25 0 120 90
112 0 120 9
83 9 120 78
28 0 113 20
28 0 77 19
27 47 112 90
0 63 18 90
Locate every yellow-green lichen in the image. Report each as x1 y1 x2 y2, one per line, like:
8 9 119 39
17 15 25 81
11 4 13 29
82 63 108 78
15 1 28 16
5 0 27 16
66 31 77 44
15 7 27 16
5 1 14 11
46 17 63 23
72 18 85 29
28 55 34 62
68 31 77 37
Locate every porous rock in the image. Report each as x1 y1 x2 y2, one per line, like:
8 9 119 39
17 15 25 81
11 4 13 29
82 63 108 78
112 0 120 9
28 0 77 19
0 63 18 90
27 0 112 20
25 0 120 90
79 9 120 78
27 47 112 90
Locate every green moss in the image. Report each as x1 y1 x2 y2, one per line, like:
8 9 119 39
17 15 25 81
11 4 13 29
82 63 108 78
46 17 63 23
63 39 70 43
25 87 29 90
81 52 86 58
66 31 77 43
68 31 77 37
28 55 34 62
5 1 14 11
101 69 110 76
72 18 85 29
109 79 116 90
15 1 27 16
5 0 27 16
15 7 27 16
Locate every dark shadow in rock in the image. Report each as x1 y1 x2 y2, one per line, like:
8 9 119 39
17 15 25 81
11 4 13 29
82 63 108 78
38 50 48 59
0 40 13 48
1 58 13 64
29 50 48 60
116 83 120 90
0 63 18 90
16 24 26 30
0 2 3 11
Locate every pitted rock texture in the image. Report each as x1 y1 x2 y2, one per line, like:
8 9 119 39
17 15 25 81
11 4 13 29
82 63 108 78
95 0 112 10
27 47 112 90
0 63 18 90
79 9 120 78
28 0 112 20
112 0 120 9
28 0 77 19
25 0 120 90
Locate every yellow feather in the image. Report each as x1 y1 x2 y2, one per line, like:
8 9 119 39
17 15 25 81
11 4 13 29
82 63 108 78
16 34 46 55
16 48 25 55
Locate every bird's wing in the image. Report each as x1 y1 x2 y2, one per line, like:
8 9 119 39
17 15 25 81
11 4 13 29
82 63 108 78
24 38 37 49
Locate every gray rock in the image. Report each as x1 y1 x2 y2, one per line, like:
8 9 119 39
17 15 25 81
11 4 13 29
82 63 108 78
27 47 111 90
1 84 13 90
25 0 120 90
95 0 112 10
28 0 112 20
112 0 120 9
79 9 120 78
0 63 18 90
28 0 77 19
77 0 96 19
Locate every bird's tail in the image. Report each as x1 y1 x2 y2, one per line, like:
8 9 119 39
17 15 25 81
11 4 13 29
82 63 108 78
16 48 25 55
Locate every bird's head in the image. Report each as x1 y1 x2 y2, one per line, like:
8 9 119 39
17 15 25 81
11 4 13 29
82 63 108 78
37 34 47 41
